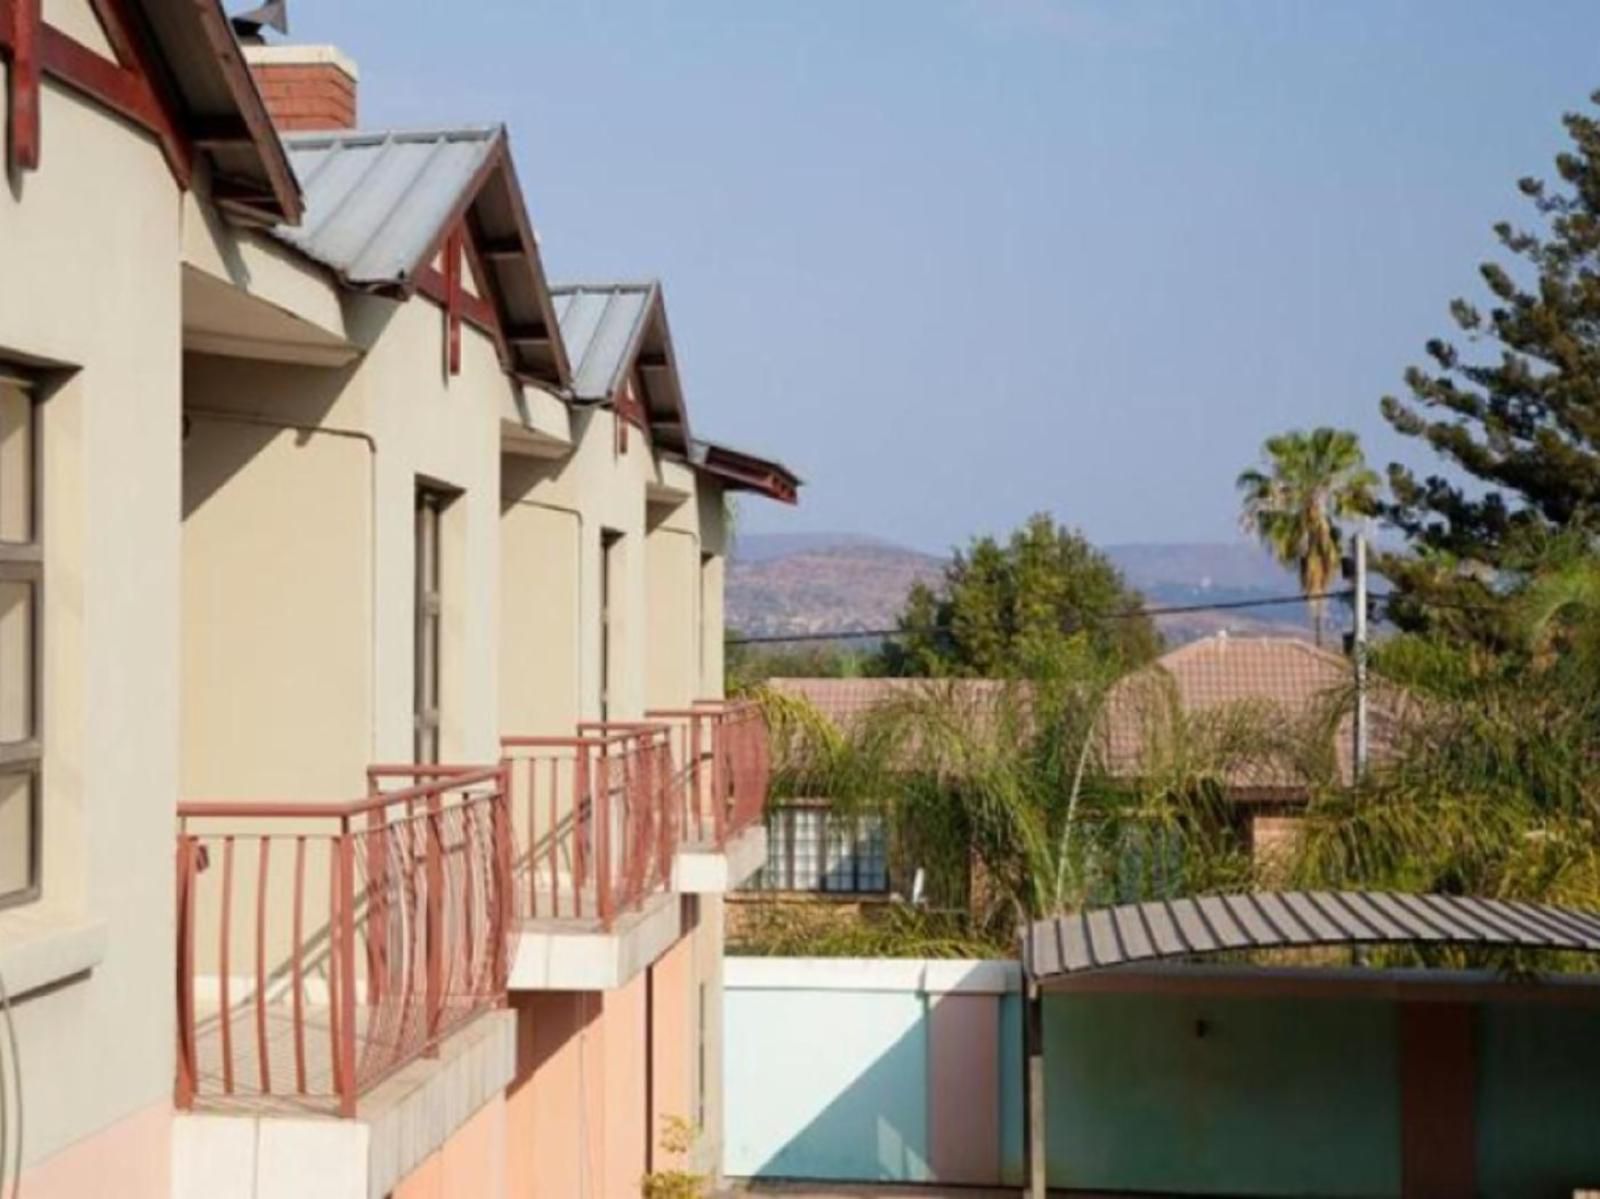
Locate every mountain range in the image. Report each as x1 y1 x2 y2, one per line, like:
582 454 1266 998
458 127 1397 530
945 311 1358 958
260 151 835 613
727 532 1320 648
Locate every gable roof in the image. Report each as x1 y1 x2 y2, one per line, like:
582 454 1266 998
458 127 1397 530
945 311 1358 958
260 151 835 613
551 281 690 451
270 126 569 386
11 0 302 223
1101 634 1400 793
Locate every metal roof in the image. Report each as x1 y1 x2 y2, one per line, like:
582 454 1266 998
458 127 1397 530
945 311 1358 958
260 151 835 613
272 127 500 287
690 438 801 504
551 282 659 403
1023 892 1600 981
266 127 570 386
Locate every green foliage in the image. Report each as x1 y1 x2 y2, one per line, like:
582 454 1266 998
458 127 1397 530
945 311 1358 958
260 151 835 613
1236 427 1378 646
877 513 1160 677
1381 91 1600 637
725 639 875 691
730 900 1005 959
639 1117 708 1199
1293 629 1600 913
808 649 1324 938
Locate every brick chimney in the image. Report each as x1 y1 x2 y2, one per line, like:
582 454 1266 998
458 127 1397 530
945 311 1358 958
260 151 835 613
242 45 358 131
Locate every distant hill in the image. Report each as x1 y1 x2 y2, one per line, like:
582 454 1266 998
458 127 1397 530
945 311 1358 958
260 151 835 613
728 533 1320 646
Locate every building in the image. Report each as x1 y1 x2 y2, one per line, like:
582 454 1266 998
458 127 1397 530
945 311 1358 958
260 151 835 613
756 636 1399 908
0 5 795 1197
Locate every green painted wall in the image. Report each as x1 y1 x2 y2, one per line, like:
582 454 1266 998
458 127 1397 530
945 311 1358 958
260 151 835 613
1477 1002 1600 1198
1044 993 1402 1197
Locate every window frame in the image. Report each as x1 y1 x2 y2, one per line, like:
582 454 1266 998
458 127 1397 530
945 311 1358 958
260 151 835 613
414 486 445 764
0 372 42 910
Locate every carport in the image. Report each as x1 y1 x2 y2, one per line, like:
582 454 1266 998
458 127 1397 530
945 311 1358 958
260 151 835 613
1021 891 1600 1199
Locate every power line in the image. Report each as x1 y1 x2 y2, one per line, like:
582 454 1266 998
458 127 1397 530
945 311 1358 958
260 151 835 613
726 583 1506 647
727 588 1369 646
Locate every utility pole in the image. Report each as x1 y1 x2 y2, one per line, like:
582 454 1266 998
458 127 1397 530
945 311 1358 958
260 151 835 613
1352 530 1369 782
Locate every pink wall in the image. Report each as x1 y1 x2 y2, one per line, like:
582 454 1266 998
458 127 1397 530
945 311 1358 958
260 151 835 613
927 994 1001 1184
650 931 696 1166
392 1093 508 1199
508 972 655 1199
602 970 649 1197
3 1098 169 1199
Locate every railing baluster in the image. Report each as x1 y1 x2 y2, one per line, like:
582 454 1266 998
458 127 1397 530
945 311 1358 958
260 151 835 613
254 837 272 1096
219 835 235 1096
335 821 358 1116
292 835 307 1096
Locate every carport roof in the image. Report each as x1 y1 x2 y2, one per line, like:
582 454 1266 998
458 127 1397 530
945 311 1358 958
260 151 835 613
1023 891 1600 981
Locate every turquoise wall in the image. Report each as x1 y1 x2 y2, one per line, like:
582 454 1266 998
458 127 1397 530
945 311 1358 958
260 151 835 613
1044 993 1402 1197
1478 1002 1600 1198
724 985 933 1181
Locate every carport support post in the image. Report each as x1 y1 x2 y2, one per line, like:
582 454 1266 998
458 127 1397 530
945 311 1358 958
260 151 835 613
1026 975 1046 1199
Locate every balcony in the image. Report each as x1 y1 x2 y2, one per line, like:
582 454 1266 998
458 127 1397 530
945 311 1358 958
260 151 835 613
174 765 515 1117
646 699 771 893
499 699 770 989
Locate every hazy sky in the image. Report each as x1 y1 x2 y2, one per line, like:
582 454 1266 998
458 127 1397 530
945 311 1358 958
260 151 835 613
292 1 1600 553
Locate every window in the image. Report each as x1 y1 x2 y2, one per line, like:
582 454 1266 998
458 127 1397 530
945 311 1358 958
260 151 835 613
0 375 40 907
751 803 889 894
600 529 623 721
414 488 445 763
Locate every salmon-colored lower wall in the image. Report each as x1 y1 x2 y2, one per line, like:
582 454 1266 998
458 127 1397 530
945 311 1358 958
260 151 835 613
928 994 1001 1183
392 1092 508 1199
650 926 696 1167
2 1097 169 1199
508 976 650 1199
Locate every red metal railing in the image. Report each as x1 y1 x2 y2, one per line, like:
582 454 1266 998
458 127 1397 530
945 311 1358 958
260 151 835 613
500 726 677 929
646 699 771 848
174 764 514 1117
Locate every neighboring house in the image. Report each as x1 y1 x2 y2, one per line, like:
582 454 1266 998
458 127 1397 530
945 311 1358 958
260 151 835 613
1101 633 1401 867
759 638 1395 902
0 8 795 1199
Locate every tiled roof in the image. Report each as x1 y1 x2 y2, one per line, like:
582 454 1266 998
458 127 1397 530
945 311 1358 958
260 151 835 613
772 634 1398 796
767 677 1007 731
1101 634 1397 793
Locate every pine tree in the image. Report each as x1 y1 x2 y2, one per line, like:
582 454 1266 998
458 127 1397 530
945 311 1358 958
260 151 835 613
1382 91 1600 636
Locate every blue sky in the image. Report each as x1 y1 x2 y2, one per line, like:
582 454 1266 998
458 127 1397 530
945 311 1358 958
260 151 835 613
292 1 1600 553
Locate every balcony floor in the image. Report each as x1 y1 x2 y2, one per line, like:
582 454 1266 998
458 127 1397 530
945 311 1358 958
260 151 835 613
189 995 487 1117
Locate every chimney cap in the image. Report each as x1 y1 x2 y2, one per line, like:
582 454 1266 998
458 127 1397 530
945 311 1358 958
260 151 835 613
231 0 288 42
242 43 360 83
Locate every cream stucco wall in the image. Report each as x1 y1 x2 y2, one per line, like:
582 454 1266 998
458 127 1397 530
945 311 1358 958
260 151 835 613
182 293 510 801
0 39 183 1185
501 413 731 738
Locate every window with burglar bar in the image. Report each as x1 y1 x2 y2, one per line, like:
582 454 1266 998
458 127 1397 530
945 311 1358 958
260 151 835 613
750 803 889 894
0 373 40 908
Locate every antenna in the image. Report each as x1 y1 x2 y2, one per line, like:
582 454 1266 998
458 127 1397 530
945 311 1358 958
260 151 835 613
231 0 289 42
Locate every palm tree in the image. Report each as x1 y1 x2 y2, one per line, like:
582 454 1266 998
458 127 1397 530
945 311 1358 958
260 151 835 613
1237 427 1379 646
788 647 1308 935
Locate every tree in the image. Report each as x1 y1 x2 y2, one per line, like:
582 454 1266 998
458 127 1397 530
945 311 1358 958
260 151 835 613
877 513 1160 677
1236 427 1378 646
1381 91 1600 634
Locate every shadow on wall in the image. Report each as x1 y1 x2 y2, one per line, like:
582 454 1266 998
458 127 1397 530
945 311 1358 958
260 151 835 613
731 986 933 1182
723 960 1022 1187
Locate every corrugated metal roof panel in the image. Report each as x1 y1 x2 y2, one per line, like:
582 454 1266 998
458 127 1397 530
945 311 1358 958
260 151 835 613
549 283 657 403
272 128 500 287
1024 892 1600 980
